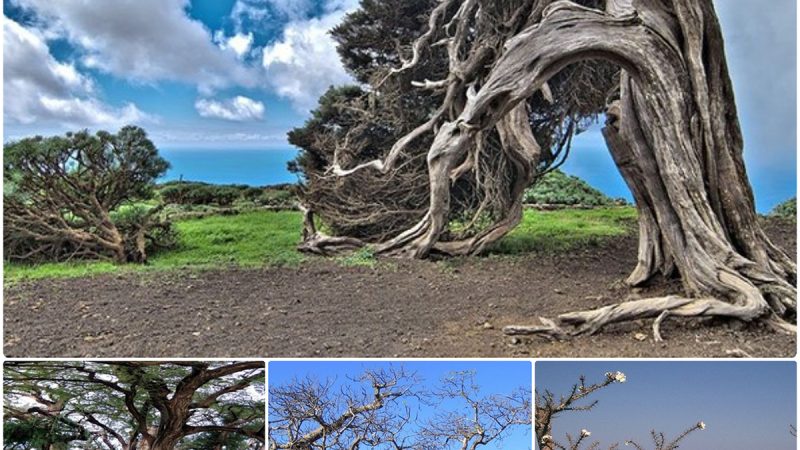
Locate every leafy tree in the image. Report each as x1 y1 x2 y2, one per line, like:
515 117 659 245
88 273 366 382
4 126 172 263
291 0 615 252
3 361 265 450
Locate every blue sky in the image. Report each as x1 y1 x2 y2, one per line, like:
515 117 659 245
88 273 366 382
535 361 797 450
2 0 796 210
269 360 533 449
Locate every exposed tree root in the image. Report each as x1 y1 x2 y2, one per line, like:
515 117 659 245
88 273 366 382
504 271 796 340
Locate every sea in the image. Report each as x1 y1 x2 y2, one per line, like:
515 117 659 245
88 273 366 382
159 148 300 186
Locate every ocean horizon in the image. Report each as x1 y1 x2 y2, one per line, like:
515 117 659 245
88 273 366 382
159 147 300 186
158 146 793 213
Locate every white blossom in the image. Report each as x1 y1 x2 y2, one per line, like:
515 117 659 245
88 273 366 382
605 371 627 383
581 429 591 437
698 421 706 430
541 434 553 443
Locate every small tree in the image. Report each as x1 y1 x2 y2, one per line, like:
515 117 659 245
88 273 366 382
4 126 171 263
3 361 265 450
536 372 703 450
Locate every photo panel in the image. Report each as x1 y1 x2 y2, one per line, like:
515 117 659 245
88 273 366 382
534 360 797 449
268 360 533 449
3 360 266 449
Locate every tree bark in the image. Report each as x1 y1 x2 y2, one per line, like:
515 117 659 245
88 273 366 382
497 0 795 337
320 0 796 337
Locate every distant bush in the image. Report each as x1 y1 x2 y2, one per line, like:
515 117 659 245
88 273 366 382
769 197 796 219
157 181 296 209
523 170 619 206
255 189 295 207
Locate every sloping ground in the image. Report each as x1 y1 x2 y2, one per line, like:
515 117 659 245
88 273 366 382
4 218 794 358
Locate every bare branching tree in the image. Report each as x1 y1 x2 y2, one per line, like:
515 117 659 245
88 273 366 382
294 0 795 339
536 372 702 450
268 368 531 450
268 367 419 449
3 361 265 450
418 371 530 450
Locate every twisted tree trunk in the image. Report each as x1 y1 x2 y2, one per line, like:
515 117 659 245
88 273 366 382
312 0 796 338
501 0 795 337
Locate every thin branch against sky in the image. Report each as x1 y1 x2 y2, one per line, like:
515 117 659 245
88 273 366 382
535 362 796 450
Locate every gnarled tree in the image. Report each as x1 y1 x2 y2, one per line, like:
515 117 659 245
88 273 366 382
3 361 265 450
4 126 173 264
296 0 796 339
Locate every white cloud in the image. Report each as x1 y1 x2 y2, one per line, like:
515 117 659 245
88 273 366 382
3 16 150 128
195 96 265 121
214 31 254 59
228 32 255 57
11 0 260 93
261 5 358 112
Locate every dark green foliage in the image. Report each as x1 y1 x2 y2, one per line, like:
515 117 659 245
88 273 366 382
523 170 620 206
3 417 86 450
158 181 296 208
332 0 444 84
770 197 796 219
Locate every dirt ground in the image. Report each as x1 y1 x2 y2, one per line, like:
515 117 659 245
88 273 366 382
4 218 796 358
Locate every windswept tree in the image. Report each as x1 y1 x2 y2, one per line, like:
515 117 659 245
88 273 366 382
4 126 173 264
268 367 530 449
536 372 704 450
3 361 265 450
293 0 796 338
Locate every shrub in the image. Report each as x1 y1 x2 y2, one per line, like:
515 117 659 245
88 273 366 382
523 170 617 206
256 189 295 207
159 183 241 206
770 198 796 219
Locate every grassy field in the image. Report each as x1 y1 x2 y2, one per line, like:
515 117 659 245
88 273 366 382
4 207 636 282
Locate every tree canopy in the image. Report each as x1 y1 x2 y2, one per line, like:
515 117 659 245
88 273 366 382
3 361 265 450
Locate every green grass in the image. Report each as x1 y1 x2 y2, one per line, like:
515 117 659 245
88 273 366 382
336 247 377 268
4 207 637 282
5 210 304 282
490 206 637 254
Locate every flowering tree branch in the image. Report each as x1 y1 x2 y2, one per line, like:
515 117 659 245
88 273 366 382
536 372 704 450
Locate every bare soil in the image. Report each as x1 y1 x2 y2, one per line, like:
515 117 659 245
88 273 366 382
4 218 795 358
